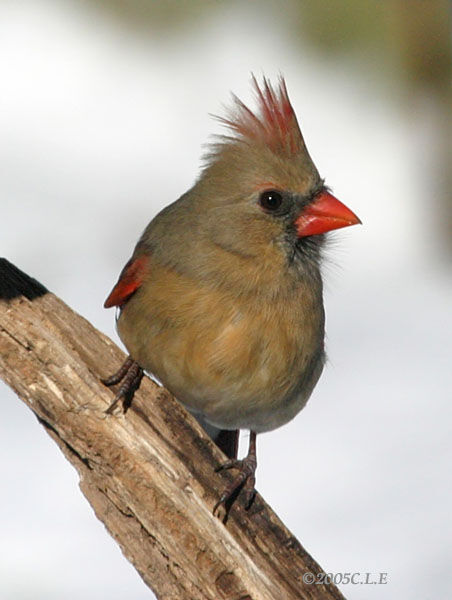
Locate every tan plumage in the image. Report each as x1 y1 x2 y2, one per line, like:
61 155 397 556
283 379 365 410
117 242 324 432
104 76 360 511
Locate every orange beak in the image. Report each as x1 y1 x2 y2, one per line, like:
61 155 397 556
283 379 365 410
295 190 361 238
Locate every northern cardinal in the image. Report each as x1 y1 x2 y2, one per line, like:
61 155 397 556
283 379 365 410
103 76 360 513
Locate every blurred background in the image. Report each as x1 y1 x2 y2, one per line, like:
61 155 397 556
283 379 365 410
1 1 451 598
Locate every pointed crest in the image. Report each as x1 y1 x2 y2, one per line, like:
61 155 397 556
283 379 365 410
216 75 307 156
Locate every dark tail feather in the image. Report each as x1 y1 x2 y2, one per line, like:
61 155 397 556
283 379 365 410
215 429 239 459
191 413 239 460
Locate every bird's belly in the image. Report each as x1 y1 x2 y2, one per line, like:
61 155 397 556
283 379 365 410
118 285 325 433
154 329 323 432
178 342 325 433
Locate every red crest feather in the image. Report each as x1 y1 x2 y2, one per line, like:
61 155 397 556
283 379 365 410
217 75 306 156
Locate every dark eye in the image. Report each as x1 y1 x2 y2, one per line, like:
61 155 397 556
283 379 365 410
259 190 283 212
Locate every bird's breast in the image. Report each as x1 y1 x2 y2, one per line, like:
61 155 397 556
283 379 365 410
117 260 325 432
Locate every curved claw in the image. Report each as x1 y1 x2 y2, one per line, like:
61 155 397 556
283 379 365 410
101 357 143 414
213 431 257 515
215 459 241 473
101 357 133 387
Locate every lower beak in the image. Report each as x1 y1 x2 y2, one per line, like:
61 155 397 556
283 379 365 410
295 190 361 238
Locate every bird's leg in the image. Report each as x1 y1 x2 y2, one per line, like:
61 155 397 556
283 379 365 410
101 356 144 414
213 430 257 514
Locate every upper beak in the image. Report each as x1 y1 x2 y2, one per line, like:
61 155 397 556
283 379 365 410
295 190 361 238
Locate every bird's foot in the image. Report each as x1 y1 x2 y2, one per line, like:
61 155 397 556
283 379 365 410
101 357 144 414
213 452 257 514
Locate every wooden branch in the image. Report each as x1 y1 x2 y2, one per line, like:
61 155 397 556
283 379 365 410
0 258 345 600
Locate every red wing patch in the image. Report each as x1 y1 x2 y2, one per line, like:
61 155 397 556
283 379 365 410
104 255 149 308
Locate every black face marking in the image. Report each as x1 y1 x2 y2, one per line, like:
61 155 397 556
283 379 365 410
254 180 327 270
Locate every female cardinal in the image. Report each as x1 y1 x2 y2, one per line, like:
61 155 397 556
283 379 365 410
103 76 360 513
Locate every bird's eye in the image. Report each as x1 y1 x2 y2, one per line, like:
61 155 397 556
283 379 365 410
259 190 283 212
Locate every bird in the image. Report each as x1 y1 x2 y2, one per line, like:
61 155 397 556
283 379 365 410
102 76 360 514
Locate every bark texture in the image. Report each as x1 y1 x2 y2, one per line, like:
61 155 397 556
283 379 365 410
0 258 345 600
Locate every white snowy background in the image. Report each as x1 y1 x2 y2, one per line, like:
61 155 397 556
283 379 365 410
1 2 451 599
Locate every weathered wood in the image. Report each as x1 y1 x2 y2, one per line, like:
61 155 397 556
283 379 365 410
0 258 345 600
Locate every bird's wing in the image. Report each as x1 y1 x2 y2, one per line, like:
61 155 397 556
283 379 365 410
104 254 149 308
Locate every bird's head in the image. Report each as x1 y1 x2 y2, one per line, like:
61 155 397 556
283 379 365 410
196 76 360 267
